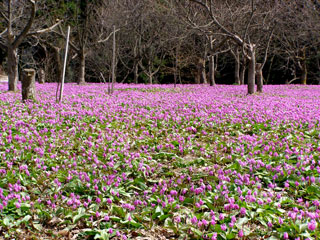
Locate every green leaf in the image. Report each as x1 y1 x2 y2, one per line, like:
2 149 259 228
192 227 203 237
226 233 236 239
299 223 308 233
3 216 13 227
73 213 89 224
267 236 279 240
33 223 43 231
235 217 249 229
300 232 312 238
112 206 126 218
159 214 172 221
130 221 142 228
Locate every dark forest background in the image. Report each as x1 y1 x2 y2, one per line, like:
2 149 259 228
0 0 319 90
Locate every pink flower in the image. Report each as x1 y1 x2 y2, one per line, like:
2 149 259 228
15 202 21 208
191 216 198 224
240 207 246 215
279 217 283 225
174 216 181 223
308 221 316 231
238 229 244 238
221 224 227 231
283 232 289 239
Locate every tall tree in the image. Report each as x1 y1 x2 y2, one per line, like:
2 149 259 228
0 0 60 91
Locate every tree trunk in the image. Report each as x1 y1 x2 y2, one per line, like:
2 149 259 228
209 55 215 86
301 59 307 85
240 59 246 85
53 48 62 81
133 38 139 84
266 55 274 84
234 51 240 85
196 58 207 84
247 45 256 94
38 68 45 83
7 47 19 92
148 62 153 84
53 47 62 100
21 69 36 102
201 58 207 84
174 46 179 88
195 67 200 84
134 62 139 84
256 63 263 93
78 50 86 85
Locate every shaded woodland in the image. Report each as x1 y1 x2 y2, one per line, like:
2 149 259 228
0 0 319 94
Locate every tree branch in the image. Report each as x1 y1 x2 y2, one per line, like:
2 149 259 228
13 0 36 48
52 30 79 52
97 29 120 43
27 20 62 36
0 9 9 22
261 27 275 69
0 28 7 38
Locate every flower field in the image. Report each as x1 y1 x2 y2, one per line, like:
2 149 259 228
0 83 319 240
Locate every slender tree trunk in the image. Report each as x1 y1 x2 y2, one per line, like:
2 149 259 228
209 55 215 86
133 38 139 84
134 62 139 84
148 62 153 84
195 66 200 84
201 58 207 84
7 47 19 92
247 45 256 94
111 25 116 92
266 55 274 84
78 49 86 85
38 68 45 83
234 50 240 85
174 46 179 88
240 58 246 85
300 59 307 85
178 70 182 84
54 47 63 100
256 63 263 92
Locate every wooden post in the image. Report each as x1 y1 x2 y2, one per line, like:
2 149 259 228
58 26 70 102
22 69 36 102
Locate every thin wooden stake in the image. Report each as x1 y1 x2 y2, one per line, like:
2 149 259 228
58 25 70 102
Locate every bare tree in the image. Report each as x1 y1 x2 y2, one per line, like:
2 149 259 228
174 0 277 93
0 0 60 91
276 0 320 85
